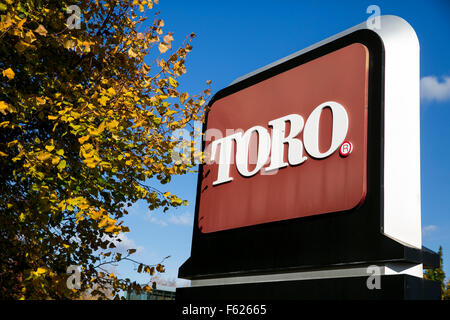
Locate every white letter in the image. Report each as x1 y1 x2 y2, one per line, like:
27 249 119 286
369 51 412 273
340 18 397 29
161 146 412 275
66 265 81 290
170 128 193 165
265 114 307 172
366 265 381 290
236 126 271 177
366 5 381 30
67 5 81 30
203 128 223 165
303 101 349 159
211 132 242 185
192 121 203 165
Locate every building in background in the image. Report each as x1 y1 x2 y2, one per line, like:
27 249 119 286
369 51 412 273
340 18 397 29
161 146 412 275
124 285 176 300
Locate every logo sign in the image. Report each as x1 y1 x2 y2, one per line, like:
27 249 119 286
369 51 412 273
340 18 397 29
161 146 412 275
179 16 423 286
209 101 350 186
339 141 353 157
199 43 369 233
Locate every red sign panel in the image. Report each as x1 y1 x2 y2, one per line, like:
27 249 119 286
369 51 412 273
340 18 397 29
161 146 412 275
198 43 369 233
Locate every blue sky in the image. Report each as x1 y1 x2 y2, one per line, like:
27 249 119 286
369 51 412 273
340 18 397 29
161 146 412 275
111 0 450 285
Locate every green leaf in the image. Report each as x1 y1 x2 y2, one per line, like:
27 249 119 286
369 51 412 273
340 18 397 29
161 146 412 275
57 159 66 171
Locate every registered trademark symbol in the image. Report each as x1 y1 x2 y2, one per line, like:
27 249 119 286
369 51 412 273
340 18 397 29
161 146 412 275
339 141 353 157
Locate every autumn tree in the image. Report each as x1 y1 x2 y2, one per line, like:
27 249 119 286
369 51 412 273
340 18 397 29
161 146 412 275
0 0 209 299
424 246 450 300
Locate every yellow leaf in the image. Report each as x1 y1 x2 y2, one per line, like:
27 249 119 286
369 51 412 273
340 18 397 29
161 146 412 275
58 201 66 210
36 97 46 105
36 267 46 275
15 40 33 53
82 149 95 158
2 68 15 80
163 191 170 198
0 16 12 31
0 151 8 157
37 152 52 161
170 196 182 205
107 87 116 96
168 77 178 88
105 225 116 232
34 24 47 36
45 145 55 152
141 63 150 74
180 92 189 104
63 39 75 49
98 95 109 106
81 143 93 152
51 157 60 165
163 34 174 44
165 109 176 116
127 47 138 58
156 264 164 272
24 30 36 43
89 121 105 136
7 140 17 147
158 42 169 53
107 120 119 130
85 159 97 168
90 209 103 220
0 101 15 114
78 135 90 144
17 18 27 29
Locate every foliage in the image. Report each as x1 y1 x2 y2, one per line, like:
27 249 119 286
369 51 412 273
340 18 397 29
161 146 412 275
423 246 450 300
444 280 450 300
0 0 209 299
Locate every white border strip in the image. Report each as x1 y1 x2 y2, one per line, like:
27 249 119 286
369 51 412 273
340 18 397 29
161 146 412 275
189 264 423 287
